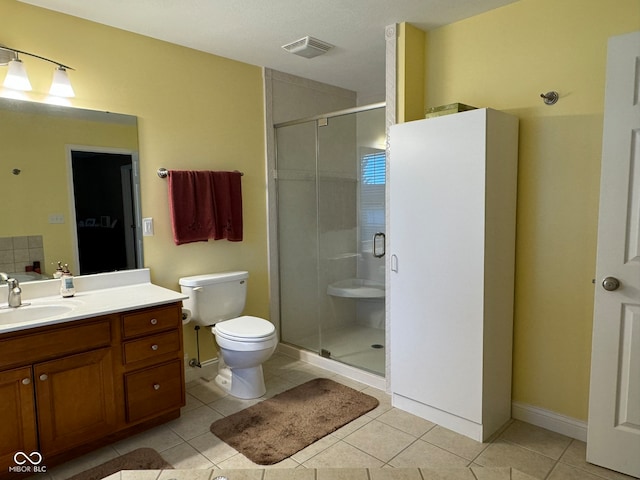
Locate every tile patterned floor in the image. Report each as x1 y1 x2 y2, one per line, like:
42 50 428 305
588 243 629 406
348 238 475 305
43 353 637 480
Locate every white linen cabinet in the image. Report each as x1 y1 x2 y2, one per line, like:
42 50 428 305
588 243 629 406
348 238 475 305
388 108 519 441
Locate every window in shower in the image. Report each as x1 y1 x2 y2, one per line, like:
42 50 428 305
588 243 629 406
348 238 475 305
360 149 386 248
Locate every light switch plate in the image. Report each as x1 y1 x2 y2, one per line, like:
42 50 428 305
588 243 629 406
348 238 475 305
142 217 154 236
48 213 64 224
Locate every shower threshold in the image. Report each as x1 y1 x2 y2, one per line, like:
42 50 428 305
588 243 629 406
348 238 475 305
285 324 386 378
278 342 386 391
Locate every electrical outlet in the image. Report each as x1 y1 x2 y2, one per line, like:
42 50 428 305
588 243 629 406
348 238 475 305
48 213 64 224
142 217 154 236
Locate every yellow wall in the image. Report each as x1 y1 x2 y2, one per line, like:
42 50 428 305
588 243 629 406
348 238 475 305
420 0 640 420
2 0 268 362
397 23 426 123
6 0 639 420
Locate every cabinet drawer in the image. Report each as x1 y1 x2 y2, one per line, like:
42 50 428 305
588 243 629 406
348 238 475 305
0 318 112 369
124 360 184 423
122 304 180 338
123 330 181 365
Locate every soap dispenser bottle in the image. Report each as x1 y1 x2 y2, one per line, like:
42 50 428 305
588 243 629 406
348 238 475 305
53 261 64 279
60 264 76 298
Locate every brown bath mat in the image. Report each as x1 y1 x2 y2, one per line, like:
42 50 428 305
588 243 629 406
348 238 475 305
210 377 379 465
66 447 171 480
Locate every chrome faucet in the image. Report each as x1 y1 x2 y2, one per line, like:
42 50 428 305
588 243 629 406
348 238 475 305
0 273 22 308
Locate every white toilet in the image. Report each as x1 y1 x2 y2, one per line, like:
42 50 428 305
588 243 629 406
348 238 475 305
179 271 277 399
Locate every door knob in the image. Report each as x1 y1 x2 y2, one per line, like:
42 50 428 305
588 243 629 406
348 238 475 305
602 276 621 291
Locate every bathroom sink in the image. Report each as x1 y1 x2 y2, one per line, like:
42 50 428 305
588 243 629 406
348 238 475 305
327 278 385 299
0 303 75 325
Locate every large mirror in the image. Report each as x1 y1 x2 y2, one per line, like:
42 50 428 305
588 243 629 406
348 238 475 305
0 97 142 280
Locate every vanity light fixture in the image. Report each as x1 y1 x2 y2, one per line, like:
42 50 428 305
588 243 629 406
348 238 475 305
4 56 32 91
0 45 75 97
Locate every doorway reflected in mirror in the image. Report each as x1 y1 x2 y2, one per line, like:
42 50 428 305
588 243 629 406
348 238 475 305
70 149 142 274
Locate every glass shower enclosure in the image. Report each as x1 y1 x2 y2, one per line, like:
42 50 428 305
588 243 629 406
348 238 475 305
275 104 386 376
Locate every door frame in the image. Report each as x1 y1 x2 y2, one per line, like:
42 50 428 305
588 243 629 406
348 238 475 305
65 145 142 274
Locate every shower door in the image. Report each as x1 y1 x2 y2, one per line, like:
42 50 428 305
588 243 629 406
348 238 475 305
276 105 386 376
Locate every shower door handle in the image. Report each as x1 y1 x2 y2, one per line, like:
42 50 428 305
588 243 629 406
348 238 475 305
373 232 386 258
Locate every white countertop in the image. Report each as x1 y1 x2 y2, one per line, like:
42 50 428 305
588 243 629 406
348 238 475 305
0 269 188 334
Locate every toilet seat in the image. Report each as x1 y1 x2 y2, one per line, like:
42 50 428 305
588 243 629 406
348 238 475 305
214 315 276 342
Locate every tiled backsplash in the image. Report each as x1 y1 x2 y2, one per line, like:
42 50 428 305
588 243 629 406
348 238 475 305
0 236 45 275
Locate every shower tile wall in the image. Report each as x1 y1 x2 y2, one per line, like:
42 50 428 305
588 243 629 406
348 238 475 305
0 235 45 274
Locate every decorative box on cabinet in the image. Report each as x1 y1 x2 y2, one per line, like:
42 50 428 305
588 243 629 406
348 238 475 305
389 108 518 442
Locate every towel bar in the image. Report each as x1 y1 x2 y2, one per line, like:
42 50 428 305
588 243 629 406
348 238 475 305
157 168 243 178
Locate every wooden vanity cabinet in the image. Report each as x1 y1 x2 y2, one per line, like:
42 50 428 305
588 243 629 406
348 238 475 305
119 303 185 424
0 315 115 469
0 366 37 472
0 302 184 476
35 347 117 455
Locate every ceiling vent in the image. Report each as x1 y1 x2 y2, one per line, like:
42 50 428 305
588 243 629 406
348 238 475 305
282 36 334 59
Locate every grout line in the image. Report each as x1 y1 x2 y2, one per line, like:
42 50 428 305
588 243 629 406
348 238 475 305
541 438 576 480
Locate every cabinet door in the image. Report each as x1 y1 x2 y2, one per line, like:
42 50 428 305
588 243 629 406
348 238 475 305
34 348 116 455
0 366 37 472
124 359 184 423
389 110 487 422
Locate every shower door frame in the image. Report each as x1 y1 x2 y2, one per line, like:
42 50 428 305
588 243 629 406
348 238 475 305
271 102 386 377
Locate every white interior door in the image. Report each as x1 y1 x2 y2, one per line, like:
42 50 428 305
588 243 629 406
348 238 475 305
587 30 640 478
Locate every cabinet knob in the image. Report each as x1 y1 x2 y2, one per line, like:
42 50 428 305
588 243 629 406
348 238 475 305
22 378 31 385
153 383 160 390
39 374 48 381
151 344 159 351
150 318 158 325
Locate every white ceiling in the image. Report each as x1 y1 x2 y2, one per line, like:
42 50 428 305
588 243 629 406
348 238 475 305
20 0 520 101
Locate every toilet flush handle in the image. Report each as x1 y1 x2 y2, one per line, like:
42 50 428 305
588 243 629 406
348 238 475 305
193 287 203 292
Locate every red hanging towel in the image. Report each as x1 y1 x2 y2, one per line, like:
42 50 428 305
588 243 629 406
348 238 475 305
211 171 243 242
168 170 243 245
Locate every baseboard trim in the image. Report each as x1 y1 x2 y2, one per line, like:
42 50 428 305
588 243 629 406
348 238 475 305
512 401 587 441
393 393 487 442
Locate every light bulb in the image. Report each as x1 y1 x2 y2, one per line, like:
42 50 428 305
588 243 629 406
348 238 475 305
49 66 75 97
3 59 32 91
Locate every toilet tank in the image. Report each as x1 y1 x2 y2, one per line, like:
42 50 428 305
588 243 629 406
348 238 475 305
179 271 248 326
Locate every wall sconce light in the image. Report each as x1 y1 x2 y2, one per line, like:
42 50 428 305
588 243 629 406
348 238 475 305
0 45 75 98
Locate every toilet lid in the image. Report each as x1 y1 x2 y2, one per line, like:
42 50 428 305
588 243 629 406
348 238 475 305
215 315 276 340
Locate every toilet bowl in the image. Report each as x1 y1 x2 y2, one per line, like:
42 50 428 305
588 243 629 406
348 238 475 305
213 315 278 398
178 272 278 400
